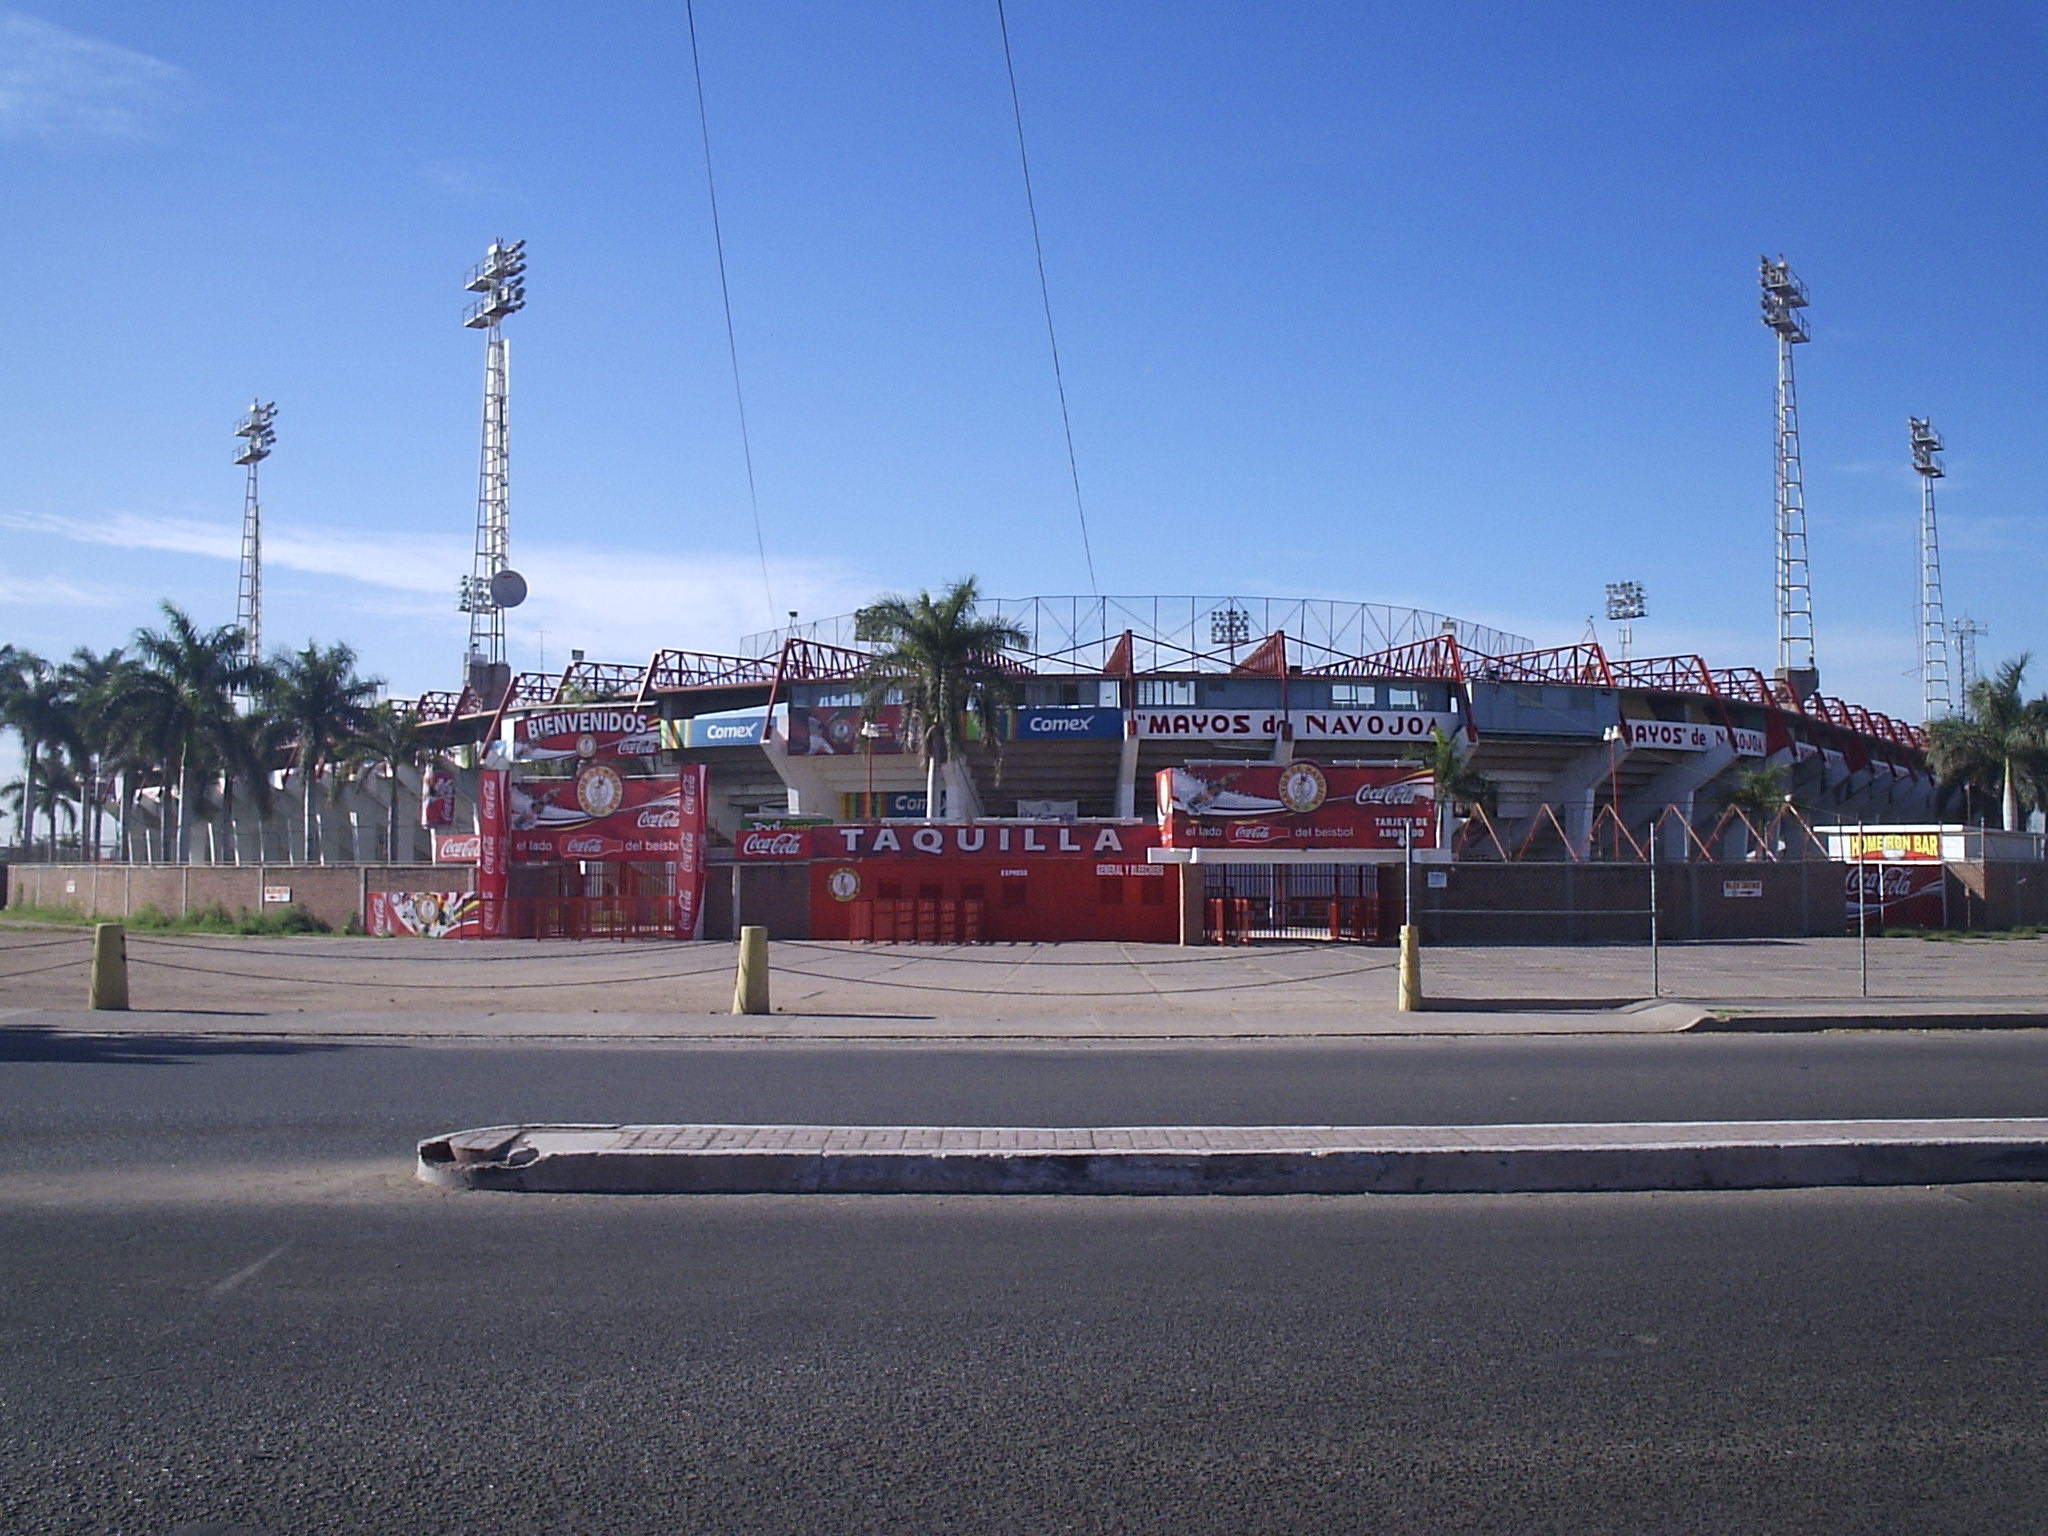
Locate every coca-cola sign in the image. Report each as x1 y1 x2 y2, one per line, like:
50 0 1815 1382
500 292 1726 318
736 829 812 859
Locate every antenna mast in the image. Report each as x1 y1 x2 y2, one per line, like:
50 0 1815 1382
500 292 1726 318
456 239 528 702
232 399 277 695
1909 417 1952 723
1760 255 1816 697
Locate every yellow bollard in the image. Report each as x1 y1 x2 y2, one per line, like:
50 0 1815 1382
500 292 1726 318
1396 924 1422 1013
89 922 129 1012
732 925 770 1016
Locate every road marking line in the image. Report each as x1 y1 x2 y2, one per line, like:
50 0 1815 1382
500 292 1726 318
207 1241 292 1299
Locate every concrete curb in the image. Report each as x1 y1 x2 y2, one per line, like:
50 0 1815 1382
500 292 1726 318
416 1119 2048 1196
1692 1009 2048 1033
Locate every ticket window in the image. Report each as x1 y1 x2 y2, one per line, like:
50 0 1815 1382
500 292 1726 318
1099 878 1125 906
1002 880 1028 908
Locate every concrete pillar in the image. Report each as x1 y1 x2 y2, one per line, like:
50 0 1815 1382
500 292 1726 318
88 923 128 1011
732 926 770 1015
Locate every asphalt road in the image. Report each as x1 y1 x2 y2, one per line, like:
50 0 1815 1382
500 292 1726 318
5 1033 2048 1533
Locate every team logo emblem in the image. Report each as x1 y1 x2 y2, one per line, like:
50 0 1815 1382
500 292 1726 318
827 867 861 902
574 762 625 818
1277 762 1328 814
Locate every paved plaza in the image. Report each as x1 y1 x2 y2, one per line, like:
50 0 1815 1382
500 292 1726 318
2 923 2043 1032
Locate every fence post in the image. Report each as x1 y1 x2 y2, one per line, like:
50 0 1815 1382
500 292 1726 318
732 925 770 1015
1647 845 1660 998
88 922 128 1011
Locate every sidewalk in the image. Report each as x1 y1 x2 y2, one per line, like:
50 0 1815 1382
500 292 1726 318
4 927 2045 1034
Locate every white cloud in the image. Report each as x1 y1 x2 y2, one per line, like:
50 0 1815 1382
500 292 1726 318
0 570 122 607
0 12 188 142
4 507 877 671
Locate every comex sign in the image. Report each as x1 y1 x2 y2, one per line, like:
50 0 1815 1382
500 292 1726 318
685 714 769 749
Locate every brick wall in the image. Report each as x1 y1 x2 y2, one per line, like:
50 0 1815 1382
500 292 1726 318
3 864 469 930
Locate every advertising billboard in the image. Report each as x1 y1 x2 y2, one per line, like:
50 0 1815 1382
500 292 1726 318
787 706 905 755
684 711 771 749
476 768 509 937
1157 763 1436 851
1010 707 1124 741
1846 863 1946 928
507 771 684 863
675 764 708 939
365 891 482 939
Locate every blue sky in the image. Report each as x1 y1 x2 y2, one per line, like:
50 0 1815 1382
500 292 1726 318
3 0 2046 722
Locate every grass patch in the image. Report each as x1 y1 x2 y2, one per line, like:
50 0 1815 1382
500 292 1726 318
1882 925 2045 942
1 900 331 936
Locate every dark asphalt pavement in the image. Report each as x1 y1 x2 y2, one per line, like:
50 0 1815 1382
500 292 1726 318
5 1033 2048 1533
9 1031 2048 1167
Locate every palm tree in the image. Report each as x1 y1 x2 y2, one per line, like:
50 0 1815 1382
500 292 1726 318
126 602 260 862
266 640 383 861
59 646 127 861
2 751 80 854
856 578 1029 821
0 649 69 861
1925 654 2048 830
1410 724 1494 846
340 701 438 861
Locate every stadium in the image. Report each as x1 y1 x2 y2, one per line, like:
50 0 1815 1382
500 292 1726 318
338 589 2019 947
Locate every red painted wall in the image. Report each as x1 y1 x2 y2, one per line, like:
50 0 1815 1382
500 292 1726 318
803 822 1178 942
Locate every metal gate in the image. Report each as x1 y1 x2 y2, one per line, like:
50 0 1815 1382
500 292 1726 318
507 863 679 940
1201 865 1390 944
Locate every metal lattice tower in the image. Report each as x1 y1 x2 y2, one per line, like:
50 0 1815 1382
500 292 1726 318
1760 255 1815 687
456 239 528 690
1952 615 1988 716
231 400 277 691
1909 416 1952 722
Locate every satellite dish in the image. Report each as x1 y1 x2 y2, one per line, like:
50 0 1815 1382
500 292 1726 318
489 568 528 608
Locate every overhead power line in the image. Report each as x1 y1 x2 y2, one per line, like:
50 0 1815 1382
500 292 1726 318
686 0 776 620
996 0 1099 595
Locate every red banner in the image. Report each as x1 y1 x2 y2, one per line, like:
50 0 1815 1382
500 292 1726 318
511 707 661 761
675 764 708 939
477 769 510 937
507 771 683 863
421 768 456 829
365 891 482 939
1157 763 1435 851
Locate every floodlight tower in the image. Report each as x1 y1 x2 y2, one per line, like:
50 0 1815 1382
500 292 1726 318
1952 615 1988 716
1604 580 1646 661
1760 255 1816 697
231 400 277 691
1909 417 1952 723
455 239 529 698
